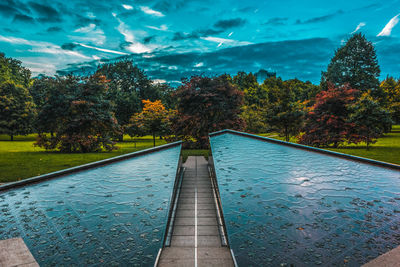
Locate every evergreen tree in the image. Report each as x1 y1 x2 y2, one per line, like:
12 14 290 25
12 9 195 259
321 33 381 97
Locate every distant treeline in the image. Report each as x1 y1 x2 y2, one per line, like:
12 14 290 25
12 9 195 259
0 33 399 151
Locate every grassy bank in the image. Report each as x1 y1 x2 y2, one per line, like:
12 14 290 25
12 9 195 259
1 126 398 183
260 125 400 165
0 134 166 183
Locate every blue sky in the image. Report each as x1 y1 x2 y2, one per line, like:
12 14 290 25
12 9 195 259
0 0 399 84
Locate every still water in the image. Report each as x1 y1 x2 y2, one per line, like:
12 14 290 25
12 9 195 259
210 133 399 266
0 145 181 266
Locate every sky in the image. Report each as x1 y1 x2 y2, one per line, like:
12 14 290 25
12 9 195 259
0 0 399 85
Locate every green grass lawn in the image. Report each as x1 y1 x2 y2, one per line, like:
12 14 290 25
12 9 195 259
1 125 398 183
0 134 167 183
260 125 400 165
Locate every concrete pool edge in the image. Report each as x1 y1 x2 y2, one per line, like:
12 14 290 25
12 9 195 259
0 141 183 192
209 129 400 171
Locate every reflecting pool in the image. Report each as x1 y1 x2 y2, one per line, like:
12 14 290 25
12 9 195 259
0 145 181 266
210 133 400 266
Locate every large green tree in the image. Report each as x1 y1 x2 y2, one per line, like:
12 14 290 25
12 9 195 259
96 61 160 140
349 93 392 149
380 77 400 124
0 53 31 87
174 75 244 148
265 83 304 141
0 53 35 140
0 83 36 140
321 33 381 96
35 75 121 152
233 72 269 133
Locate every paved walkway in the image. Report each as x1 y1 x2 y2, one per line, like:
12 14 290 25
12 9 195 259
0 238 39 267
158 156 234 267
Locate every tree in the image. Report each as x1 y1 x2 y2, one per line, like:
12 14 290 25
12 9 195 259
232 71 258 91
233 72 269 133
265 84 304 141
0 53 31 87
128 99 173 147
174 75 244 148
349 93 392 149
0 53 35 140
321 33 381 97
300 84 359 147
0 83 36 140
284 79 321 105
35 75 121 152
380 77 400 124
96 61 159 140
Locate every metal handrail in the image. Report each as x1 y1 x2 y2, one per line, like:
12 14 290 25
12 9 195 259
207 154 230 247
163 165 185 247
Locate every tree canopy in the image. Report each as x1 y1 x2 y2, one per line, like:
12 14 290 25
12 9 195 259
321 33 380 95
174 75 244 148
35 75 121 152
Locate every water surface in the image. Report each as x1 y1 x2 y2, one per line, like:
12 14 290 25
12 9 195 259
210 133 399 266
0 145 181 266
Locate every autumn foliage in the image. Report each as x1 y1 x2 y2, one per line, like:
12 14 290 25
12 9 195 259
299 84 359 147
128 99 176 146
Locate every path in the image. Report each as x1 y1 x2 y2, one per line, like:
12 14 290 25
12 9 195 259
158 156 234 267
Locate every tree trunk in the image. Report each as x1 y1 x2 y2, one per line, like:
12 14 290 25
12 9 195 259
118 134 123 142
153 132 155 147
10 134 13 141
285 126 289 142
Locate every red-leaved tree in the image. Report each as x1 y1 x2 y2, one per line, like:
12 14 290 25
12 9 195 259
299 83 360 147
173 75 245 148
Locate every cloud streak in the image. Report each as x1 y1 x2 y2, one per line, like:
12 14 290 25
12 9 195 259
377 14 399 36
351 22 366 34
77 43 129 55
140 6 164 17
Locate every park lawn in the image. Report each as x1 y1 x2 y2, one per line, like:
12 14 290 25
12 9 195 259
0 134 167 183
260 125 400 165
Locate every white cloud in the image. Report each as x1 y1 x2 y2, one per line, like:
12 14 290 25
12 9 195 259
377 14 400 36
70 24 106 45
77 43 129 55
113 14 154 53
351 22 366 34
152 79 166 84
122 4 133 10
194 62 204 67
74 23 96 33
86 12 96 18
146 24 168 31
0 35 90 59
201 36 253 47
140 6 164 17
